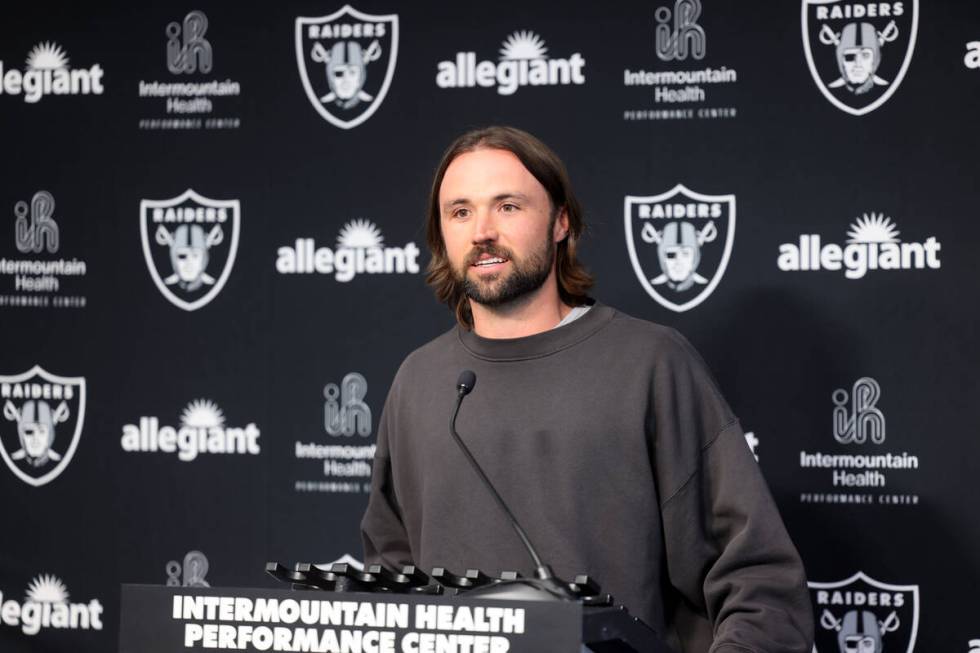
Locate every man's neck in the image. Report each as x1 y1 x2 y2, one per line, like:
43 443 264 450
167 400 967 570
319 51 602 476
470 279 570 339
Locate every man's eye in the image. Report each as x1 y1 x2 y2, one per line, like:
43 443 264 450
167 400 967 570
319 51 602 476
501 203 519 213
452 208 470 219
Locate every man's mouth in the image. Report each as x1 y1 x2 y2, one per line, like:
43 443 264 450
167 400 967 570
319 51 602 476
472 256 507 267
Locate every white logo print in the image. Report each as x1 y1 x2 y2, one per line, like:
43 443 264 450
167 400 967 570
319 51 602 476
802 0 918 115
965 42 980 69
436 30 586 95
140 189 240 311
799 377 920 504
656 0 706 61
276 219 420 281
15 191 59 254
0 42 105 102
166 551 210 587
121 399 260 461
167 11 212 74
0 366 85 487
295 373 376 494
833 377 885 445
778 212 940 279
0 575 103 635
295 5 399 129
809 572 919 653
625 184 735 312
744 431 759 462
324 373 371 436
138 10 242 131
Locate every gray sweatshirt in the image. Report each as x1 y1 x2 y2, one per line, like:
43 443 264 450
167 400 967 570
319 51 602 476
361 303 814 652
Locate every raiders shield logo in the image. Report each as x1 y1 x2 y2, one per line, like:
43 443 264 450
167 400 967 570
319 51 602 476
140 189 240 312
624 184 735 312
802 0 918 115
295 5 399 129
809 572 920 653
0 366 86 487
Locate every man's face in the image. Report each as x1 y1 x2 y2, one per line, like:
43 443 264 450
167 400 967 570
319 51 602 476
438 148 567 308
841 47 875 84
662 245 697 282
19 421 50 458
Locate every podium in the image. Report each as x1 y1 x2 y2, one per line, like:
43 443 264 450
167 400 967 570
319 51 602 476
118 584 674 652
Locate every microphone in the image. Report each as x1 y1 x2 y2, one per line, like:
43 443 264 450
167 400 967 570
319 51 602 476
456 370 476 396
449 370 573 600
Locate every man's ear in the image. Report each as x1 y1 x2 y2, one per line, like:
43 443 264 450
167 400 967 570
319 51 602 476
554 207 570 243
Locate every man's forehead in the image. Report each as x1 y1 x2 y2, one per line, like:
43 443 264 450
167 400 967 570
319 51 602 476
439 148 546 205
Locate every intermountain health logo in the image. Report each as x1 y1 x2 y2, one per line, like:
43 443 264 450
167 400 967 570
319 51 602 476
276 219 420 281
623 0 739 122
802 0 918 115
140 189 240 311
121 399 260 461
2 190 88 309
138 10 243 131
296 5 398 129
0 42 105 102
166 551 210 587
436 30 586 95
0 366 85 487
810 572 919 653
777 213 940 278
294 373 376 495
624 184 735 312
0 574 103 635
799 377 920 506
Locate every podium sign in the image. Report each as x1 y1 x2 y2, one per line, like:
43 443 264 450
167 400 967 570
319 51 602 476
119 585 583 653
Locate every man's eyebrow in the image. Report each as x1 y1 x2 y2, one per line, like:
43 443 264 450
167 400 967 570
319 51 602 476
492 192 530 203
441 192 531 211
442 198 471 211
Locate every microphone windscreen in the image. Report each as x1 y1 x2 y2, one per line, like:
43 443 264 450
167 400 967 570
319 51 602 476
457 370 477 395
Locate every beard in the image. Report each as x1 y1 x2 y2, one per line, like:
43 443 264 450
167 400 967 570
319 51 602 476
455 237 555 308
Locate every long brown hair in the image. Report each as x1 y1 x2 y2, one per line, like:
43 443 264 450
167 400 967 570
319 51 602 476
425 126 593 329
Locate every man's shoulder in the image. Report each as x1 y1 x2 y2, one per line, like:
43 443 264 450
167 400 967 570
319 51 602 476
602 304 697 357
392 326 460 383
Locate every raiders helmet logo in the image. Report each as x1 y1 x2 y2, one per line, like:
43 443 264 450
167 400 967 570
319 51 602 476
295 5 399 129
140 189 241 312
625 184 735 312
809 572 920 653
0 366 86 487
802 0 918 115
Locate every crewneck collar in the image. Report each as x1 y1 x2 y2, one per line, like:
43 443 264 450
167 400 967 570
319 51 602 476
457 301 613 361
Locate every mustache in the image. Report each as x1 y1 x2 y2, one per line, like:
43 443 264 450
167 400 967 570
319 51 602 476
463 244 514 267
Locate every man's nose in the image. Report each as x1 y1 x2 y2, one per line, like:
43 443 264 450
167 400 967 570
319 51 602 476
471 208 498 244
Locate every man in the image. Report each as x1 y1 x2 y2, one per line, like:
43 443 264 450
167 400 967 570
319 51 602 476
361 126 814 652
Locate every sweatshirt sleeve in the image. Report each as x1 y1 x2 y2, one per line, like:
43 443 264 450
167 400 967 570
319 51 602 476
360 393 414 570
652 330 814 653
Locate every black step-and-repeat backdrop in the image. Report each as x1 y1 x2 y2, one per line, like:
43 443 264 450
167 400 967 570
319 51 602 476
2 0 978 651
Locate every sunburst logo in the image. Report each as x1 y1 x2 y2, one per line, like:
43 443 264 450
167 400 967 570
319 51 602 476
25 42 69 70
180 399 225 428
847 213 900 244
337 219 384 248
499 31 548 60
25 574 69 603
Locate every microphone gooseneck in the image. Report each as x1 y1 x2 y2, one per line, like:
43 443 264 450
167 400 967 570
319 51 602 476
450 370 558 584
